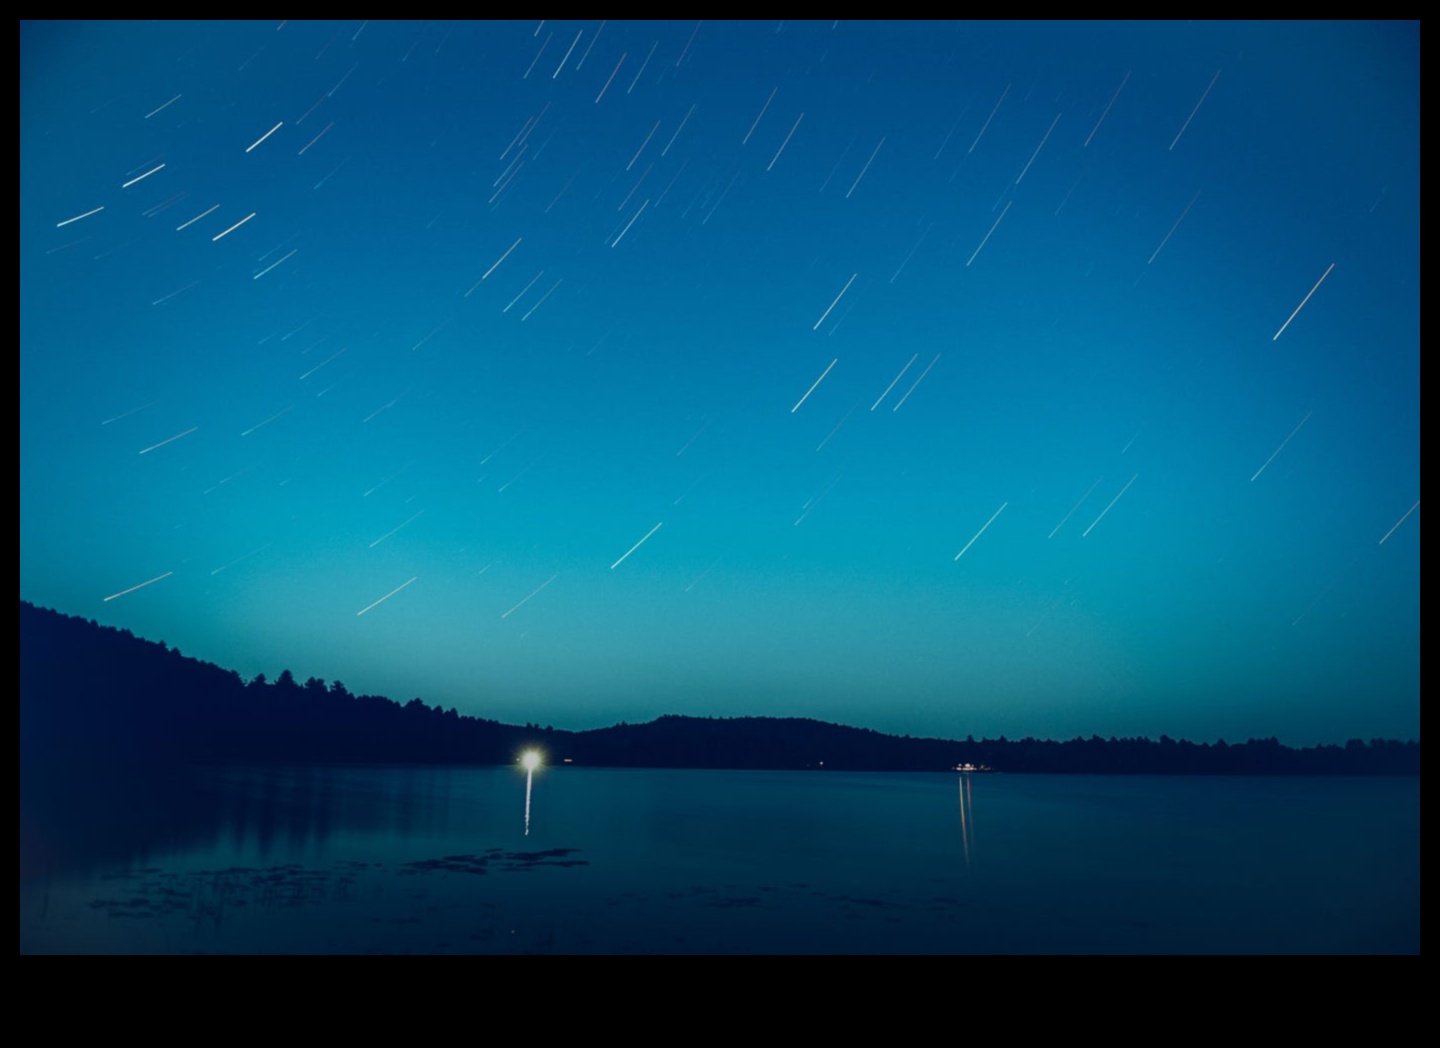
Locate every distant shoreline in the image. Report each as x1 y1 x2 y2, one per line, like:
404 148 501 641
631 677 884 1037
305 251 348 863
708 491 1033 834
21 601 1420 776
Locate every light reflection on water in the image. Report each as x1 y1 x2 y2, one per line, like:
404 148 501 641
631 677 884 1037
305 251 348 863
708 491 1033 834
959 773 975 868
19 765 1419 954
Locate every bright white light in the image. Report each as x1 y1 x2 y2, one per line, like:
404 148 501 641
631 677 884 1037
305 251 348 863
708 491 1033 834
522 750 542 772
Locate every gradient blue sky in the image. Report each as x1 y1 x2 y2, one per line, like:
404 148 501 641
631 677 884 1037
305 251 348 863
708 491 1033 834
20 21 1419 746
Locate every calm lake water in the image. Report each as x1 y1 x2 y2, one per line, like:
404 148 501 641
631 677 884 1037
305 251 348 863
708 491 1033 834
19 765 1419 954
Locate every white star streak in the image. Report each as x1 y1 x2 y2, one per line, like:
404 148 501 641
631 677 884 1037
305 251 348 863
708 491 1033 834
200 466 252 493
576 21 603 70
845 138 885 199
121 163 165 189
505 271 545 312
595 53 625 103
357 576 417 617
1272 263 1335 340
498 455 541 493
101 400 158 425
1082 474 1138 537
611 522 663 570
871 353 917 410
314 158 348 189
523 33 552 79
675 21 701 67
326 63 357 99
141 193 185 218
968 84 1010 153
295 92 326 125
966 201 1011 266
794 474 843 526
409 321 449 352
363 393 406 422
104 571 174 602
954 502 1008 561
486 149 522 194
743 87 776 145
892 353 940 411
791 359 837 413
240 406 294 436
297 121 333 155
299 347 347 380
176 204 218 231
521 280 561 321
675 419 711 457
1048 477 1103 538
56 206 104 228
1250 411 1313 482
138 426 198 454
662 104 696 156
655 159 688 207
1170 70 1220 151
701 174 738 225
481 433 519 466
1148 191 1200 265
500 115 537 161
144 94 182 119
501 574 557 618
552 30 582 78
933 107 967 161
684 562 717 592
816 400 862 451
1084 71 1129 148
245 121 283 153
253 249 297 280
627 41 656 93
479 237 521 282
1292 573 1344 627
210 546 269 576
813 273 856 331
1015 113 1060 184
766 112 804 172
618 165 651 211
1378 500 1419 545
212 213 256 241
152 280 201 305
545 168 579 213
627 120 661 170
612 200 649 247
369 509 425 548
890 225 932 284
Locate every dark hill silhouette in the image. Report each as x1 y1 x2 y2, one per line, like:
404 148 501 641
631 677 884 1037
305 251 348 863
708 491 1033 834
19 602 1419 775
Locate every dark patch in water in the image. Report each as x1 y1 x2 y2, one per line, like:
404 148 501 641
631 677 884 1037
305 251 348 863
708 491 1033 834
700 896 762 909
836 896 895 908
400 848 587 876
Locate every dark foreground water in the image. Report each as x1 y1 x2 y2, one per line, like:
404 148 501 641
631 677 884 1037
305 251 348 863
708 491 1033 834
19 765 1419 954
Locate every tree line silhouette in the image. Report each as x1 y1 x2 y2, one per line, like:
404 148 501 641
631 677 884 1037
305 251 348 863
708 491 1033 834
20 602 1419 775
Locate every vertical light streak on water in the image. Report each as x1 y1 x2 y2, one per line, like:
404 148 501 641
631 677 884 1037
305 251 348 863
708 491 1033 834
524 769 533 836
959 777 971 868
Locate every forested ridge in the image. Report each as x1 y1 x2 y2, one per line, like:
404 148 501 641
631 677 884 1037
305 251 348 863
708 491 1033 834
20 602 1419 774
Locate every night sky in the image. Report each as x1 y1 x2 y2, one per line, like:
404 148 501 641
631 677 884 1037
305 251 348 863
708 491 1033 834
19 21 1420 747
